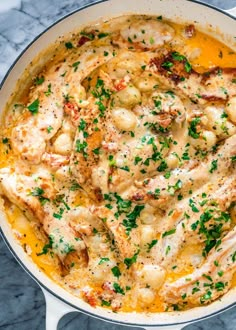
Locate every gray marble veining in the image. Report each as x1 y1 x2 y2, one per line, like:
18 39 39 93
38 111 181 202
0 0 236 329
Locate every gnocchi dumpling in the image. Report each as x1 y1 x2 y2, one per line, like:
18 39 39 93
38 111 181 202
135 264 166 290
111 108 137 131
54 133 73 155
204 105 236 138
112 85 141 108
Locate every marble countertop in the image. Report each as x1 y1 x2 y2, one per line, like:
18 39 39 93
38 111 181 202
0 0 236 329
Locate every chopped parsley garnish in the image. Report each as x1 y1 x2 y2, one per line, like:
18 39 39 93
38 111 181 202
165 245 171 255
215 282 225 291
149 37 155 45
63 243 75 254
232 251 236 262
65 41 73 49
72 61 81 72
171 51 185 61
120 165 130 172
171 51 192 73
47 126 53 133
192 209 230 257
101 300 111 307
134 156 142 165
69 181 82 191
162 61 174 69
75 139 88 158
209 159 218 173
164 171 171 179
2 137 9 144
149 188 160 199
80 31 95 40
108 155 116 166
27 99 39 114
203 274 212 282
188 117 201 139
165 90 175 98
200 291 212 303
44 83 52 96
182 150 190 160
157 159 168 172
159 136 172 151
162 229 176 238
167 179 182 196
122 205 145 234
114 194 132 214
218 270 224 277
113 283 125 295
221 111 228 119
147 239 158 252
124 250 139 269
78 119 88 138
30 187 49 205
127 37 133 43
63 93 72 102
189 199 199 213
37 235 54 256
98 257 110 265
92 78 111 117
184 61 192 73
93 228 98 234
111 266 121 278
53 212 62 219
192 287 200 294
35 76 45 85
92 147 100 155
98 32 109 39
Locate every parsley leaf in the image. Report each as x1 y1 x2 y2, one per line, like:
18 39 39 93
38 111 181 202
27 99 39 114
189 199 199 213
122 205 145 234
98 257 110 265
35 76 45 85
188 117 201 139
75 139 88 158
30 187 49 205
113 283 125 295
209 159 218 173
37 235 54 256
111 266 121 278
162 229 176 237
65 41 73 49
147 239 158 252
124 250 139 269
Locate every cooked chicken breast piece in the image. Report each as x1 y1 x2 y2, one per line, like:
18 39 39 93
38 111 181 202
160 226 236 306
0 169 86 262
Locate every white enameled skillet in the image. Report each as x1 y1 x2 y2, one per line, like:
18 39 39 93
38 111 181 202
0 1 236 329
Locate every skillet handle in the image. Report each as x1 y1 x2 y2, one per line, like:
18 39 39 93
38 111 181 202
42 288 76 330
225 7 236 17
143 326 186 330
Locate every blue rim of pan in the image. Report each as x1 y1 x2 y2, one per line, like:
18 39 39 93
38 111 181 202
0 0 235 327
